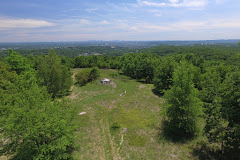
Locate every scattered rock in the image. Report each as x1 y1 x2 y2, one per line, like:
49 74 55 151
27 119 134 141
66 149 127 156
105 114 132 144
120 135 124 145
139 85 146 89
170 154 177 158
100 101 108 107
120 128 127 145
112 99 120 103
79 112 86 115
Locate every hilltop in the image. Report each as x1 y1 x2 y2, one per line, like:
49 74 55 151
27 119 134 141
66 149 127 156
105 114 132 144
69 68 202 160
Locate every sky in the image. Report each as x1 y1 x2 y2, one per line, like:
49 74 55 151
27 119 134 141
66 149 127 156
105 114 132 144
0 0 239 42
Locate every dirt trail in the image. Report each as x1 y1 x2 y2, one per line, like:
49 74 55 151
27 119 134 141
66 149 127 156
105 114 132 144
70 71 76 91
100 119 123 160
67 72 78 99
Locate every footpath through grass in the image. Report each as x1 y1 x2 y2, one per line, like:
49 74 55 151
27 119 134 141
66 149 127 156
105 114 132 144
69 68 201 160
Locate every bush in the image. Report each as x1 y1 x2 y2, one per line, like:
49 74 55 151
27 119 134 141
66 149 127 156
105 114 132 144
89 67 100 81
110 122 121 131
109 72 119 78
75 67 100 86
75 69 90 86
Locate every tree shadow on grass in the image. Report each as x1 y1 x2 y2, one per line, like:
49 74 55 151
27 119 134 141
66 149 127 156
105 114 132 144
157 120 195 144
0 143 75 160
152 88 164 97
193 144 240 160
192 143 223 160
64 90 72 96
157 121 240 160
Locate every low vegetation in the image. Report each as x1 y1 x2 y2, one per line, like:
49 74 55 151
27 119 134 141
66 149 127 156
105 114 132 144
75 67 100 86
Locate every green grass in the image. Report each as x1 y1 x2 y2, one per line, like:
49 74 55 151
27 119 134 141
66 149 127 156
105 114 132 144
69 68 202 160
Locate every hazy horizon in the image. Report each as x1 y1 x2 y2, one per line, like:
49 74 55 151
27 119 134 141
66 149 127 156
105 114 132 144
0 39 239 43
0 0 240 42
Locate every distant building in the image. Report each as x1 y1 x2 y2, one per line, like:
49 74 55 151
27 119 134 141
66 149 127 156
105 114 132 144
101 78 110 84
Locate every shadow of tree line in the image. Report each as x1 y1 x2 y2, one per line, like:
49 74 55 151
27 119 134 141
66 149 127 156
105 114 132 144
157 120 240 160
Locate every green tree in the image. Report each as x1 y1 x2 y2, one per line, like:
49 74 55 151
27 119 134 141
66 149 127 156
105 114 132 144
164 61 202 137
75 67 100 86
200 65 227 148
37 49 72 97
89 67 100 81
0 66 75 159
4 49 32 75
120 53 157 83
75 69 90 86
219 70 240 150
153 57 176 93
0 61 16 89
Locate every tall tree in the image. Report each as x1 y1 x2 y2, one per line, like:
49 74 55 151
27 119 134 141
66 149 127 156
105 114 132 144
37 49 72 97
200 65 226 147
164 61 202 137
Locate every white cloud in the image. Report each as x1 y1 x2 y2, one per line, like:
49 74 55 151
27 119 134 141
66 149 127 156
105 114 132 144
0 18 55 30
215 0 226 4
85 8 98 12
138 0 166 6
154 13 162 17
179 0 208 7
137 0 208 8
125 18 240 33
100 20 110 25
208 19 240 29
79 19 90 24
52 17 240 35
168 0 179 3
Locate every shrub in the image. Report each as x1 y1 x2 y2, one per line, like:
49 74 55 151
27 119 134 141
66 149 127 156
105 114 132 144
110 122 121 131
75 67 100 86
75 69 90 86
89 67 100 81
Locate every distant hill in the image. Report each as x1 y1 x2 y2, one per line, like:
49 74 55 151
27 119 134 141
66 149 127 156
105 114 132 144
0 39 239 50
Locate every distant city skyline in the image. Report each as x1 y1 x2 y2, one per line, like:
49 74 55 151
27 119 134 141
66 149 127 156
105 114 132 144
0 0 239 42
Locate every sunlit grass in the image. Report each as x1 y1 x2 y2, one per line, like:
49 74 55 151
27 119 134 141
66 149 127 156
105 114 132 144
69 68 202 160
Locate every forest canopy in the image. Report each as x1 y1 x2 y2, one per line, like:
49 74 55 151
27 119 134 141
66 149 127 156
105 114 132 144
1 44 240 159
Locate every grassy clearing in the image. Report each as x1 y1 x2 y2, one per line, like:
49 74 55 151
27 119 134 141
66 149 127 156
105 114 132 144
69 68 201 160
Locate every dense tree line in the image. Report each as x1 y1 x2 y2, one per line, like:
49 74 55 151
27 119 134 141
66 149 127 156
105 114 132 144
0 46 138 57
0 49 75 159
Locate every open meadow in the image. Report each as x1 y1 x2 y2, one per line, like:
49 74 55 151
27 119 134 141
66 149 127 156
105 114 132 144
69 68 202 160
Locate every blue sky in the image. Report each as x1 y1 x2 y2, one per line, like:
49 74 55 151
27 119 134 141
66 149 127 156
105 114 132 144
0 0 239 42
